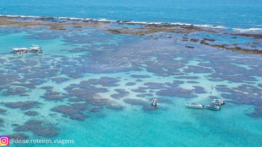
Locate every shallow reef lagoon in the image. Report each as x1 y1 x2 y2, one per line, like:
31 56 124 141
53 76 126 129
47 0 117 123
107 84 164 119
1 0 262 29
0 23 262 147
0 1 262 147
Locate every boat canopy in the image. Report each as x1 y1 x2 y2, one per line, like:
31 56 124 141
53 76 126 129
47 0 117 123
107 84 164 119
11 48 28 51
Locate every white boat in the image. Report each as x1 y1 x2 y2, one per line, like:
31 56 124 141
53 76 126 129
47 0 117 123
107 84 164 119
205 104 221 111
10 48 28 54
185 103 204 109
212 99 225 105
29 44 43 53
10 44 43 54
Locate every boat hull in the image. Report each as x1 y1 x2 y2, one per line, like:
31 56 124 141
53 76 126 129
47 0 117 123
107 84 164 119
186 105 204 109
205 105 221 111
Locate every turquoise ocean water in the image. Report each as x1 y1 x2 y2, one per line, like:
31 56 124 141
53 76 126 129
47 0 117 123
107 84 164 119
0 0 262 29
0 1 262 147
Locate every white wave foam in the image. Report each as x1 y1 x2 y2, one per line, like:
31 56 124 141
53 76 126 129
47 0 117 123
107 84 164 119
195 24 226 29
233 28 262 33
171 22 191 26
20 15 40 18
0 14 242 31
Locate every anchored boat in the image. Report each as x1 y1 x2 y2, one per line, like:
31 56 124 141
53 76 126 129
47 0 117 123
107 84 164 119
10 45 43 54
186 99 225 111
10 48 29 54
205 104 221 111
212 99 225 106
186 103 204 109
29 44 43 53
151 99 158 107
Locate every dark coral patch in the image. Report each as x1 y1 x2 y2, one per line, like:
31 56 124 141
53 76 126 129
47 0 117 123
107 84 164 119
41 90 68 101
65 85 108 100
0 74 21 85
11 83 36 89
2 87 27 96
193 86 206 94
165 80 184 87
90 108 100 113
190 38 199 42
123 98 160 111
40 86 54 90
67 93 115 110
217 85 262 107
5 101 41 110
216 85 233 93
131 87 148 93
156 87 196 98
247 106 262 118
126 82 136 86
177 76 198 79
0 86 5 91
0 108 6 114
136 94 153 97
209 96 220 100
144 82 166 89
208 78 223 82
52 77 70 84
94 77 120 87
130 75 151 78
185 46 194 49
209 71 256 83
0 118 3 127
233 84 262 94
14 120 58 137
80 77 119 87
123 98 148 106
157 98 174 104
51 103 88 121
183 65 212 73
9 133 29 140
25 111 39 116
187 81 199 84
225 75 256 83
25 31 61 40
105 105 124 110
68 47 88 53
110 89 129 99
70 114 88 121
222 92 262 106
0 58 6 63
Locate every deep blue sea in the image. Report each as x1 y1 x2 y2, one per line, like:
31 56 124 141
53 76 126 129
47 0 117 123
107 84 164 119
0 0 262 29
0 1 262 147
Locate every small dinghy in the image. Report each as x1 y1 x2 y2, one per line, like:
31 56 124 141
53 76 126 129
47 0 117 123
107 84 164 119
205 104 221 111
151 99 158 107
185 103 204 109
